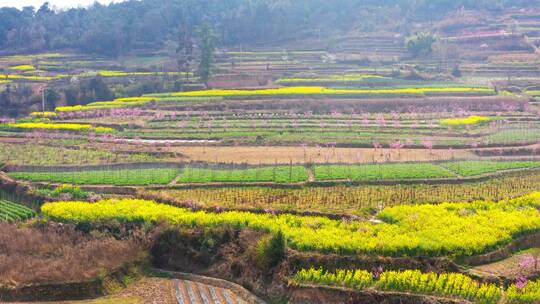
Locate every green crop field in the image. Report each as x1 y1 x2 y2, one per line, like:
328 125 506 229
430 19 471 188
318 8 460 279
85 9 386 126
313 163 456 181
442 161 540 177
178 166 309 183
8 168 180 186
0 200 35 222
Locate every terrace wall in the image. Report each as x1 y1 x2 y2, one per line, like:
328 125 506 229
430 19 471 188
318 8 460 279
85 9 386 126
0 262 141 302
288 285 469 304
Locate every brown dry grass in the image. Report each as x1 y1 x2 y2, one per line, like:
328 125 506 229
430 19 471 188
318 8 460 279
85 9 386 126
13 278 176 304
0 223 144 289
170 146 475 164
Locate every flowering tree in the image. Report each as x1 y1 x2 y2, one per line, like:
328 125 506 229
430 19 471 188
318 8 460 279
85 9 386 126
422 138 434 158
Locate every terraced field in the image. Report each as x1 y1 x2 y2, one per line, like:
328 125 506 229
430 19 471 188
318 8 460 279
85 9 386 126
0 199 35 222
1 4 540 304
174 279 250 304
8 160 540 186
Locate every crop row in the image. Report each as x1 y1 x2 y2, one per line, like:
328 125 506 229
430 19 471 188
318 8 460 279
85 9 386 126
0 200 35 222
41 192 540 257
292 268 537 304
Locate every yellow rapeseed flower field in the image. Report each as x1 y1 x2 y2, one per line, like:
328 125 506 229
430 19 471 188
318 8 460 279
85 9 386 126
440 115 492 126
8 65 35 71
5 122 113 133
30 112 57 117
172 86 494 98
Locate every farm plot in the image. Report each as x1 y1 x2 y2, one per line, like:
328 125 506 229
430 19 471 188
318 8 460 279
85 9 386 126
487 128 540 145
0 142 156 166
178 166 309 183
0 122 114 133
41 192 540 257
8 160 540 186
442 160 540 177
116 112 488 147
142 171 540 214
0 200 35 222
312 163 456 181
313 160 540 181
167 146 473 164
8 168 179 186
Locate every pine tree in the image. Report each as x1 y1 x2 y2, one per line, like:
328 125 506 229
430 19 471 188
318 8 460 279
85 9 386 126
197 22 217 87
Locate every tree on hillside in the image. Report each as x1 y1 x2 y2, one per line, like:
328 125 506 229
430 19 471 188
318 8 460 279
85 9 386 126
406 32 437 57
197 22 217 87
177 20 194 81
44 88 60 111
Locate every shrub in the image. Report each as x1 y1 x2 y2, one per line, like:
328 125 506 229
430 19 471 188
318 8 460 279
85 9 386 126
255 230 287 269
35 184 90 200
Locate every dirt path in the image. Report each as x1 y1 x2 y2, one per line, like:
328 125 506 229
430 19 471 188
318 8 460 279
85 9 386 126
306 167 315 182
468 249 540 280
174 279 249 304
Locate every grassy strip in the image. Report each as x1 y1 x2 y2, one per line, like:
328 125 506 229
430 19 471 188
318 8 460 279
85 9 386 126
41 193 540 257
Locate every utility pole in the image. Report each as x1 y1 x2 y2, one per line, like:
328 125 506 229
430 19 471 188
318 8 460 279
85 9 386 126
41 87 46 114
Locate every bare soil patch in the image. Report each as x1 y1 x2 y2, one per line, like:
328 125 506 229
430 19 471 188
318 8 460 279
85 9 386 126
171 146 474 164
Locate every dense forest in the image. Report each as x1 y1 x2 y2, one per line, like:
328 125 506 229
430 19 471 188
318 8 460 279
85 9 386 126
0 0 538 56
